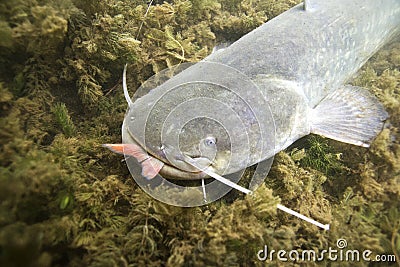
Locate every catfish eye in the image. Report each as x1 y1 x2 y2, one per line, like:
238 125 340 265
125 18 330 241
204 137 216 146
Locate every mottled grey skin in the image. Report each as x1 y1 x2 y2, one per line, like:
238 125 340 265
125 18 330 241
124 0 399 179
207 0 399 149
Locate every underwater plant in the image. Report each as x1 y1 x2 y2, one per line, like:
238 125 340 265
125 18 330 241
51 103 76 138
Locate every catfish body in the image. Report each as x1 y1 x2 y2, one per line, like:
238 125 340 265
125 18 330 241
107 0 399 180
204 0 398 150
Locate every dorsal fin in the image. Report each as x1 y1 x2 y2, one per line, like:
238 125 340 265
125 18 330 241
123 64 134 107
211 42 232 54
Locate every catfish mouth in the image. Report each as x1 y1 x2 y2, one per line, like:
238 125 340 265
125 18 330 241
160 154 213 180
157 145 216 180
128 135 212 180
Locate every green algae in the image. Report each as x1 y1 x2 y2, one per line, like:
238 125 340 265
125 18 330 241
52 103 76 138
0 0 399 266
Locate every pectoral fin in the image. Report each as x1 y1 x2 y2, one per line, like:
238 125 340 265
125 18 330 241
309 85 388 147
103 143 164 179
140 157 164 179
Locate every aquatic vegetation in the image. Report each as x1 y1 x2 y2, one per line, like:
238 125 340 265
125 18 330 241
297 135 345 176
381 206 400 264
0 0 399 266
0 83 12 105
51 103 76 137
